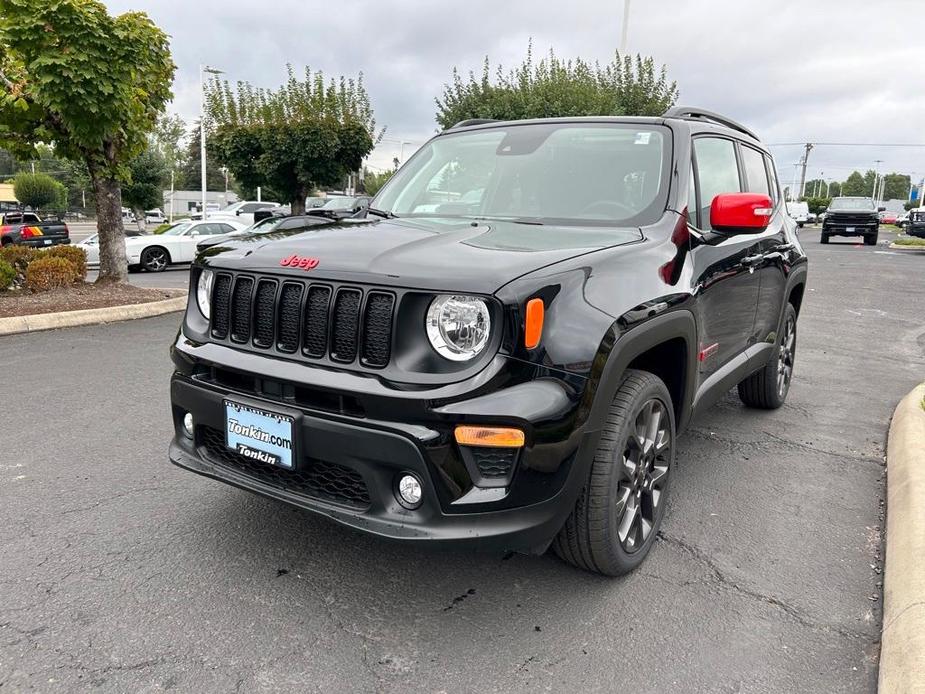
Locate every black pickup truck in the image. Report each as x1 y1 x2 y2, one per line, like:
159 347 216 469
820 197 882 245
169 108 807 576
0 211 71 247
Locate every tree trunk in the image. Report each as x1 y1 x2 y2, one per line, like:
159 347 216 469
291 187 307 216
133 207 146 233
92 174 128 284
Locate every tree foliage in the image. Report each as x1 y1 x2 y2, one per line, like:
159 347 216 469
362 167 394 196
840 171 867 197
122 147 167 216
12 171 58 209
205 66 378 214
435 44 679 129
152 113 187 182
0 0 175 283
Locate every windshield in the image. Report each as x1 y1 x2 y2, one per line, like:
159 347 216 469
237 216 283 235
321 197 356 210
829 198 876 211
373 123 670 226
161 221 193 236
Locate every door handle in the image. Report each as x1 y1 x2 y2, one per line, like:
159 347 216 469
772 243 795 253
741 254 764 266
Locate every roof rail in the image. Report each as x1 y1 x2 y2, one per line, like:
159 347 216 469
449 118 499 129
662 106 759 141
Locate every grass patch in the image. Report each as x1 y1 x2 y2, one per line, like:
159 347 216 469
893 237 925 247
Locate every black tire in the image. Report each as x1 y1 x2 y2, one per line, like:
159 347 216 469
820 233 829 244
127 264 142 274
864 233 878 246
738 303 797 409
553 369 675 576
140 246 169 272
797 222 804 228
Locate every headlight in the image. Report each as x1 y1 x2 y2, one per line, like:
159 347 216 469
426 294 491 361
196 268 214 319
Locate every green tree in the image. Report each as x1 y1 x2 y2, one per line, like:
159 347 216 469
841 171 867 196
152 113 187 185
206 66 378 214
0 0 174 283
178 123 227 192
362 167 394 196
122 148 167 227
803 197 831 215
881 173 911 201
12 171 58 209
435 44 678 129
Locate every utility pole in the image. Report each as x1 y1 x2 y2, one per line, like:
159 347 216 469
200 65 224 220
798 143 813 199
620 0 631 54
872 159 883 203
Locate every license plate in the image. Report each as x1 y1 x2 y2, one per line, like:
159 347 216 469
43 239 52 246
846 226 855 233
224 400 294 469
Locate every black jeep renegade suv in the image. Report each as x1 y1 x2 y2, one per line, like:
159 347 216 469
169 107 807 576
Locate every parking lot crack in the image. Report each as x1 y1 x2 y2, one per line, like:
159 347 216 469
657 531 873 641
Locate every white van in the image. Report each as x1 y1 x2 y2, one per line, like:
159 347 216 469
786 201 810 228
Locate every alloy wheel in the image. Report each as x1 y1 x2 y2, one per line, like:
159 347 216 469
616 398 671 553
143 248 167 272
777 315 796 398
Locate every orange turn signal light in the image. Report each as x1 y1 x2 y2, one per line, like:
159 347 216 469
455 426 525 448
524 298 544 350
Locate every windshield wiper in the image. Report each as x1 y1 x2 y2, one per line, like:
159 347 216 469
366 207 398 219
467 215 545 226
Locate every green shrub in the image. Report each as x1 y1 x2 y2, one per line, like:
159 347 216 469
44 245 87 278
153 223 172 234
0 244 38 276
0 258 15 290
25 256 81 292
894 237 925 247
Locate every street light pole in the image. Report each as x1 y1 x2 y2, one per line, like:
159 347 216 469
620 0 631 54
200 65 223 220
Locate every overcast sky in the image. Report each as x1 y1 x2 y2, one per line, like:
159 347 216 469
106 0 925 193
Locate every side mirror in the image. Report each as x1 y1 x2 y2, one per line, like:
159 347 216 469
710 193 774 234
236 209 242 215
190 230 200 237
878 206 886 212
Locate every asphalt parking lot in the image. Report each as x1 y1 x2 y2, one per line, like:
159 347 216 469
2 228 924 692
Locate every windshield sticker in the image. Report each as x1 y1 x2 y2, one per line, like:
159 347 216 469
634 132 652 145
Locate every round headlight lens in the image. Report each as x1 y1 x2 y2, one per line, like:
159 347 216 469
426 295 491 361
196 269 214 319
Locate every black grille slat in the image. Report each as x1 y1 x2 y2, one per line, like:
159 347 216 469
210 274 232 339
230 277 254 343
199 426 371 509
473 448 518 479
277 283 303 353
361 292 394 367
331 289 361 363
253 280 278 348
303 286 332 358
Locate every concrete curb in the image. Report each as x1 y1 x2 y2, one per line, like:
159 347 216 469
888 243 925 253
0 295 186 336
880 382 925 693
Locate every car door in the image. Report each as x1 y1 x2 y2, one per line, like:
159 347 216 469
740 147 790 350
176 223 211 262
688 136 763 382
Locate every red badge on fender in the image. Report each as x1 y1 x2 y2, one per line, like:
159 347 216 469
279 254 319 271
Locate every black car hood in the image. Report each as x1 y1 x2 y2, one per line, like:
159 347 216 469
199 217 642 293
827 208 877 216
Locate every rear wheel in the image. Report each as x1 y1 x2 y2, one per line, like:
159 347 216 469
140 246 169 272
738 303 797 409
553 370 674 576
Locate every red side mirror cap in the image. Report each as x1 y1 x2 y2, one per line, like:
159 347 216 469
710 193 774 233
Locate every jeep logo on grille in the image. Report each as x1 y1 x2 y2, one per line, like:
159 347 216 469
279 255 319 270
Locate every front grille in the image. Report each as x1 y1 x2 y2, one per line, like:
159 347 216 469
209 272 395 369
472 448 518 479
199 426 371 509
827 214 877 226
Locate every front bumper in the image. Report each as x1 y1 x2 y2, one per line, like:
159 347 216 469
907 226 925 239
823 222 878 237
168 348 596 554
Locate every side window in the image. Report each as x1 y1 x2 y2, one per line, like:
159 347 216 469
241 203 260 213
23 213 40 223
217 224 235 233
692 137 741 228
741 146 770 197
764 155 780 206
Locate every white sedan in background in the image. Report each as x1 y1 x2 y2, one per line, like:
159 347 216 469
76 228 148 268
125 219 246 272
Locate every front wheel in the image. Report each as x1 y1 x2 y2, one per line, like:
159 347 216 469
820 232 829 244
140 247 169 272
738 303 797 409
553 370 675 576
864 233 878 246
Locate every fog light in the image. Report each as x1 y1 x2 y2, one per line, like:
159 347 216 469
396 474 423 509
182 412 194 438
